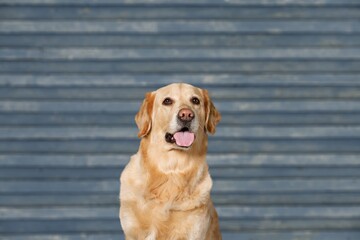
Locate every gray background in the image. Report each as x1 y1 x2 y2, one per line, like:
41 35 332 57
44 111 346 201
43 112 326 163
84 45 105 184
0 0 360 239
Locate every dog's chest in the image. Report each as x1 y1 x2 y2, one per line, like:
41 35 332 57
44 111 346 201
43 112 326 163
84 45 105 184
147 174 194 203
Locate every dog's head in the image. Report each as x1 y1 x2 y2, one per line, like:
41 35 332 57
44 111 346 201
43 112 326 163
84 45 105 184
135 83 221 150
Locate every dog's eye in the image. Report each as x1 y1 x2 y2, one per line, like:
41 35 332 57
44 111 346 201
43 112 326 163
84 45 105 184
191 97 200 105
162 97 173 106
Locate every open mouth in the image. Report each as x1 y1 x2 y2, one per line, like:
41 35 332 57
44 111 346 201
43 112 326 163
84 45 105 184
165 127 195 148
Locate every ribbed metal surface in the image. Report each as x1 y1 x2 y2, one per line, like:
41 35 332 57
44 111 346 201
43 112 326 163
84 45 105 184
0 1 360 239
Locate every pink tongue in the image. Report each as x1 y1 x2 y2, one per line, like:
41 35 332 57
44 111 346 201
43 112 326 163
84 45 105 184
173 131 195 147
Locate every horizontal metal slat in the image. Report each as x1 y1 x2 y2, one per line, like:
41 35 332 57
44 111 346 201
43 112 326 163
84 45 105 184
1 21 359 33
0 193 118 207
207 154 360 167
1 6 359 20
1 126 360 140
0 86 359 100
216 126 360 138
214 232 360 240
1 179 359 193
0 113 135 126
1 154 360 167
0 207 118 220
1 139 360 153
0 180 120 193
1 60 359 73
2 206 360 220
1 112 360 126
0 0 359 6
2 48 360 60
0 219 119 234
0 166 359 179
214 179 360 193
2 74 360 87
2 192 360 207
1 218 359 233
221 219 360 231
1 100 360 113
1 34 359 47
219 206 360 218
213 192 360 206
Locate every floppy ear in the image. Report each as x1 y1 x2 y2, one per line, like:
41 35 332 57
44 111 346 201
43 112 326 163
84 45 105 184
202 89 221 135
135 92 155 138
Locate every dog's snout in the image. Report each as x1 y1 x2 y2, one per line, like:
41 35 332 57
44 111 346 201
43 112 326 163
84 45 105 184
178 108 194 122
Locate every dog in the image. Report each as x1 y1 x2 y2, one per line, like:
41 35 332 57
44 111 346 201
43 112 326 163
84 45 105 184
120 83 222 239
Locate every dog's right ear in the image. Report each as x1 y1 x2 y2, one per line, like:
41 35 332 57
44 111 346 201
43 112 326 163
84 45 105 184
135 92 155 138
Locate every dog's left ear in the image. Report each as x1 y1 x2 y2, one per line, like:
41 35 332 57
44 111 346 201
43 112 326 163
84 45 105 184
135 92 155 138
202 89 221 135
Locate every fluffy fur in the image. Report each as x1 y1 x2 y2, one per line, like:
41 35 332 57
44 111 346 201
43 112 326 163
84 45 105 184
120 83 221 239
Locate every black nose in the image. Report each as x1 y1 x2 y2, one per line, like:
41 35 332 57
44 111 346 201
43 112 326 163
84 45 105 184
178 108 194 122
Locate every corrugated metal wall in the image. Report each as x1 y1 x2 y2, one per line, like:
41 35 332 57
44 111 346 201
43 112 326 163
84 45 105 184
0 0 360 239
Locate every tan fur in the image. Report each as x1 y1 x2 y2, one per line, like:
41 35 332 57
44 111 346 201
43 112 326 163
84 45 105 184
120 83 222 240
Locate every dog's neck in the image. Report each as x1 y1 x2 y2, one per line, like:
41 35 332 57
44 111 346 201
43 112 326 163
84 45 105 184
140 133 208 174
138 134 212 208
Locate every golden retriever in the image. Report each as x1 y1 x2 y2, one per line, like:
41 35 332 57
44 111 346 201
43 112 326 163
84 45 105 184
119 83 222 239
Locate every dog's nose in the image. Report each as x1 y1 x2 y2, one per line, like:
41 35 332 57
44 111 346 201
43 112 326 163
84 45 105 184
178 108 194 122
